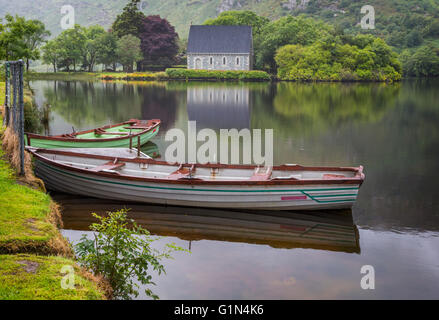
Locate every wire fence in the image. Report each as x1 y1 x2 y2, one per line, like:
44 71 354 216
3 60 25 175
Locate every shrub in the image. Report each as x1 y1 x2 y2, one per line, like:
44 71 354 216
75 208 185 300
275 34 402 82
165 68 270 81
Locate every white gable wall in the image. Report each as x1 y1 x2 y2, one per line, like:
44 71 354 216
187 54 251 71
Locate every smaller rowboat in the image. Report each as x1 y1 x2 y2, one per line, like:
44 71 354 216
28 147 365 211
25 119 160 149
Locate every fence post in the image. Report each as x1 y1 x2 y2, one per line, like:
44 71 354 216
18 60 25 176
2 60 25 175
12 64 17 133
3 63 10 126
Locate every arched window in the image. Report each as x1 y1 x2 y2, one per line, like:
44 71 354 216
210 57 213 65
195 57 202 69
236 57 240 65
222 56 226 65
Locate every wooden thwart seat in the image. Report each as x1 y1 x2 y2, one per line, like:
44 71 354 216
167 164 196 180
91 160 126 172
250 167 272 181
123 125 152 130
61 133 77 138
94 127 130 136
323 173 346 179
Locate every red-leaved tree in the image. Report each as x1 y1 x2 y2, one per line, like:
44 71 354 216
139 15 179 68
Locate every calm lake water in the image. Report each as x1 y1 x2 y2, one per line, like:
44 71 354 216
29 79 439 299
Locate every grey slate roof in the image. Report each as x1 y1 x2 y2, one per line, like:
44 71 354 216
187 25 252 54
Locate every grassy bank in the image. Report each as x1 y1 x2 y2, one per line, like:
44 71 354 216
99 71 168 81
0 81 107 299
25 72 99 81
0 150 69 255
0 254 105 299
26 69 272 82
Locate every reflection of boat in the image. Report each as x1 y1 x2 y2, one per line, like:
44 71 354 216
25 119 160 148
54 194 360 253
141 141 160 159
28 148 365 210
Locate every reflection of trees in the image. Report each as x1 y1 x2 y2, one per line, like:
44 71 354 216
38 80 184 133
353 79 439 231
41 81 144 128
252 82 401 137
138 82 181 132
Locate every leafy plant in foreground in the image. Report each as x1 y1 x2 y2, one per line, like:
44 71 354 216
75 208 185 300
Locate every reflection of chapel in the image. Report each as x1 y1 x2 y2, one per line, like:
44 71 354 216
187 86 250 129
187 25 253 71
188 87 249 106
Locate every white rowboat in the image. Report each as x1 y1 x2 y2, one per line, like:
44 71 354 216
27 147 365 211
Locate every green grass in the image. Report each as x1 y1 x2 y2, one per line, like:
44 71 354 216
0 254 105 300
25 72 100 81
26 71 170 82
0 145 64 252
0 81 106 299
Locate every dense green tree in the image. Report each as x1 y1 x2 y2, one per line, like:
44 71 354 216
41 39 62 72
401 45 439 77
56 25 87 71
203 10 269 37
116 34 142 72
275 34 402 82
426 20 439 37
0 14 49 69
22 19 50 71
82 25 106 72
406 29 424 47
96 31 118 71
112 0 145 38
111 0 146 71
0 19 4 59
254 15 332 71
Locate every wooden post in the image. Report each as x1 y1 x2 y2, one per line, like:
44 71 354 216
3 63 10 127
137 135 141 157
12 64 17 132
3 60 25 175
18 60 25 176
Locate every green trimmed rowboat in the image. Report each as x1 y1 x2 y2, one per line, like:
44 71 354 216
27 147 365 210
25 119 160 149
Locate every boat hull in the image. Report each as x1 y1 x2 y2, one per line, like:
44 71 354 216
35 159 361 210
27 126 159 149
26 119 160 149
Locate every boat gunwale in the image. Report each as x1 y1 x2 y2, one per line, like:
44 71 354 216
25 119 161 143
28 147 365 187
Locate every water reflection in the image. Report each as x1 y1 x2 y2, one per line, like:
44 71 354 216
187 85 250 129
251 82 401 138
32 81 182 133
29 79 439 299
54 193 360 254
141 141 160 158
29 79 439 232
